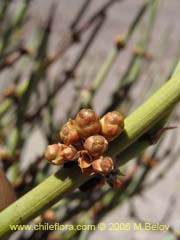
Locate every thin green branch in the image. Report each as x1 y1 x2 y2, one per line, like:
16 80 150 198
107 73 180 158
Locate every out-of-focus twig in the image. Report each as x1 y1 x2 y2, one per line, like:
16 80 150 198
105 0 159 113
0 0 30 54
70 0 92 31
25 14 106 123
0 47 30 71
7 3 55 155
79 0 152 108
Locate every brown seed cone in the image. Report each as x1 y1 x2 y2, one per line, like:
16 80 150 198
78 150 93 169
61 144 78 161
84 135 108 157
92 156 114 174
115 35 126 49
75 109 101 138
100 111 124 141
44 144 59 161
45 143 78 165
60 119 80 145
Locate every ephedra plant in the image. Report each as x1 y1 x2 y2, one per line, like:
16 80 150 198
0 0 180 239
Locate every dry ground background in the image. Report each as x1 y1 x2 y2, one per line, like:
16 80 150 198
0 0 180 240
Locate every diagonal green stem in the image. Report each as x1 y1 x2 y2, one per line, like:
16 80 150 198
107 72 180 158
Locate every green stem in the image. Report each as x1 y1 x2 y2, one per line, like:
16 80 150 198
0 62 179 237
107 72 180 158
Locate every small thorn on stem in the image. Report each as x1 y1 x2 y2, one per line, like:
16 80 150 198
149 126 177 144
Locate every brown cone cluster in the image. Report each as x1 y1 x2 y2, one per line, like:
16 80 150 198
44 109 124 176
